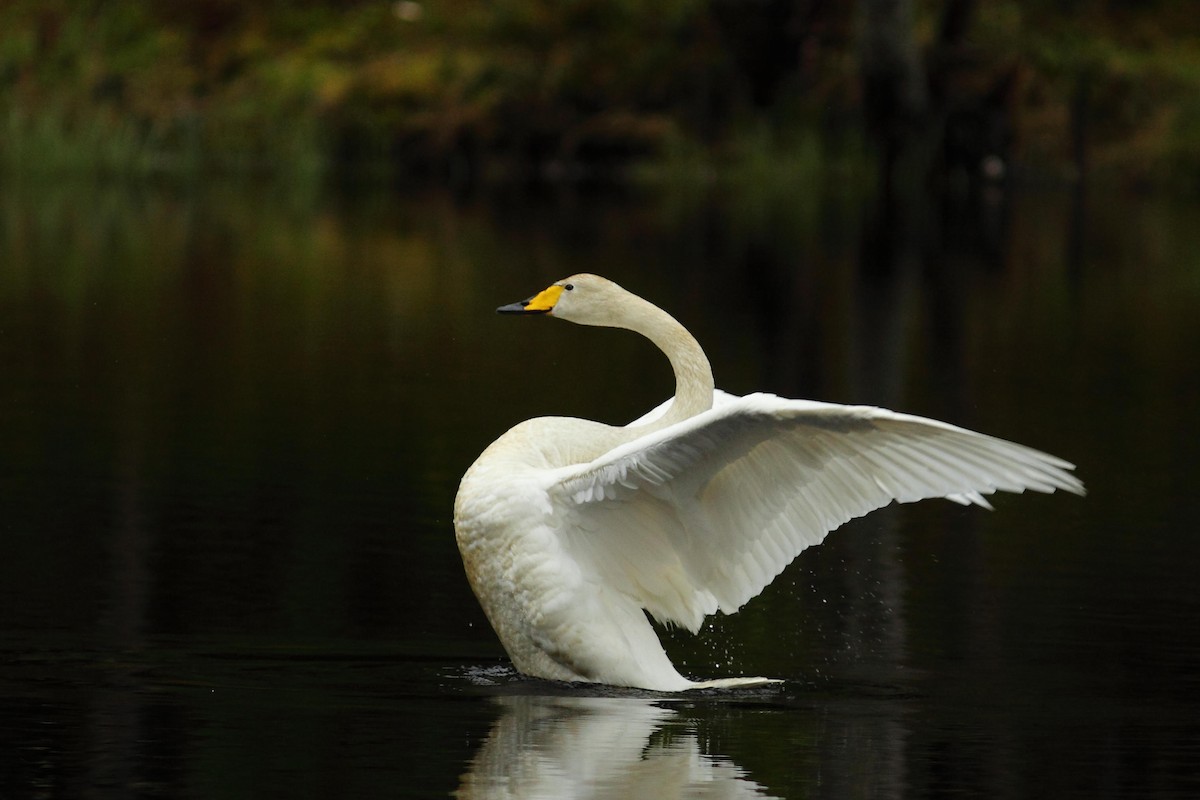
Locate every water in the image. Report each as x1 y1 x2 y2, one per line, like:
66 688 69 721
1 179 1197 798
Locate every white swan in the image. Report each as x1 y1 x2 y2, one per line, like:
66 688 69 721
454 274 1084 691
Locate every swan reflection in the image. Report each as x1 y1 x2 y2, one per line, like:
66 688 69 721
456 694 776 799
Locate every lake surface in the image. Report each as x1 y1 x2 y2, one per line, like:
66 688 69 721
1 177 1197 798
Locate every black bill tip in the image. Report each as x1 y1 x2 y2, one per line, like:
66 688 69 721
497 299 546 314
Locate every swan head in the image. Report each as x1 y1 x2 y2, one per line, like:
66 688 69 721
497 274 630 328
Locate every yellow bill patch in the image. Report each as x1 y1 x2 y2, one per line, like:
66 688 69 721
524 284 564 312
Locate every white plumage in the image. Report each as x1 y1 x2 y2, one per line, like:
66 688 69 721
454 274 1084 691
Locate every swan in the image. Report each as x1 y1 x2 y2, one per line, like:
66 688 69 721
453 274 1084 691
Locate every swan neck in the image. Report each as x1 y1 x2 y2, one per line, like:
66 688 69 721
624 294 713 426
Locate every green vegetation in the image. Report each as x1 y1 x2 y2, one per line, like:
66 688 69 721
0 1 1197 188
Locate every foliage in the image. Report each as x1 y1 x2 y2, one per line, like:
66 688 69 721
0 0 1196 187
973 0 1200 184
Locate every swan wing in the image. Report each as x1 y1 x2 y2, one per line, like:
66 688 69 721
547 392 1084 632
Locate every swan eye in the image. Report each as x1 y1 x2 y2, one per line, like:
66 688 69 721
564 284 574 291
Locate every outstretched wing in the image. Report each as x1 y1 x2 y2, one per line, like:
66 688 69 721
546 392 1084 632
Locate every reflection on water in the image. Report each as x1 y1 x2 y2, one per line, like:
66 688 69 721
458 695 774 800
1 179 1198 797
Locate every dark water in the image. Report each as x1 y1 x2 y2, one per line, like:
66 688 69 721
1 178 1197 798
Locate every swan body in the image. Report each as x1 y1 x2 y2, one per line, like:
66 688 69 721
454 274 1084 691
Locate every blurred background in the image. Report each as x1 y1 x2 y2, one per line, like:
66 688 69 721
1 2 1198 799
1 0 1198 189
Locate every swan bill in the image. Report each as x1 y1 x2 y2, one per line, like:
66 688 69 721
497 284 563 314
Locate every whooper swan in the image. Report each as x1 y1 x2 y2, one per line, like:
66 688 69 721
453 274 1084 691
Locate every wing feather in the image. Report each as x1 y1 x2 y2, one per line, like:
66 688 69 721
548 392 1084 631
